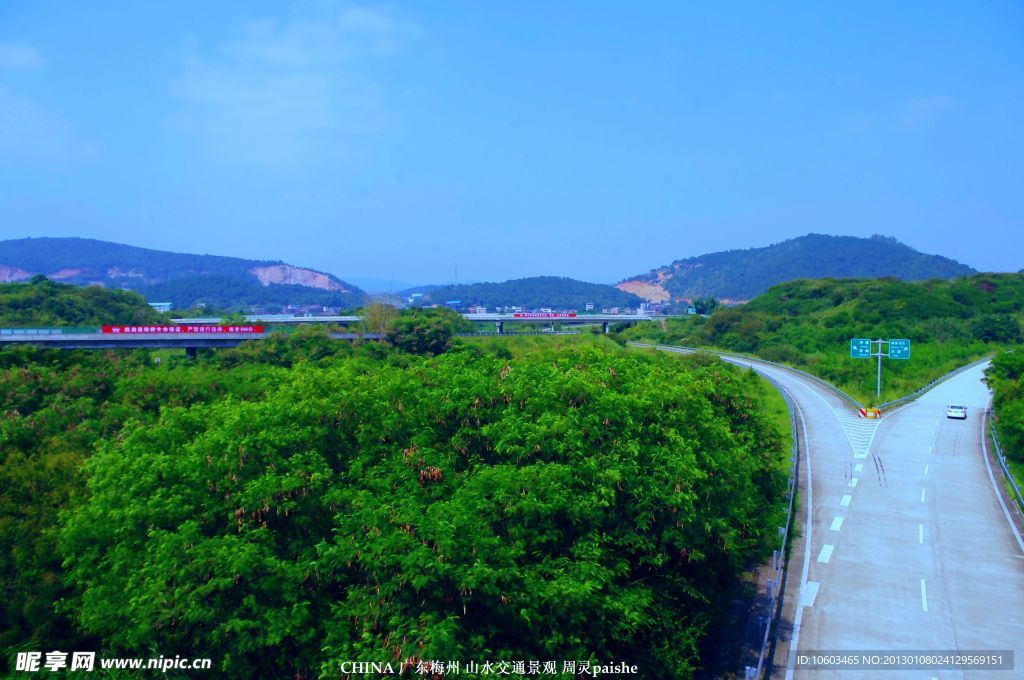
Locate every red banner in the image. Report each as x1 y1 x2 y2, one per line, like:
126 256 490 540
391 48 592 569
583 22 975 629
512 313 577 319
101 325 265 334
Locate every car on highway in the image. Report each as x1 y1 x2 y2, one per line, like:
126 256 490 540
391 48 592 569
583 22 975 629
946 404 968 420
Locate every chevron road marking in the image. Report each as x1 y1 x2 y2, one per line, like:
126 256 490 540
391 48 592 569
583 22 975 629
831 406 879 459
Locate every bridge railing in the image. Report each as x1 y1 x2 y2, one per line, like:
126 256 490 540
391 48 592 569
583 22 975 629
0 327 99 335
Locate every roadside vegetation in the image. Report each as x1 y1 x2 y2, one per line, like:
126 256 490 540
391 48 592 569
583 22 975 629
2 287 790 678
0 277 166 326
624 274 1024 404
985 349 1024 487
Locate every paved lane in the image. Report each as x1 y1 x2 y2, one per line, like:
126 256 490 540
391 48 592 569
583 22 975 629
733 358 1024 679
649 347 1024 678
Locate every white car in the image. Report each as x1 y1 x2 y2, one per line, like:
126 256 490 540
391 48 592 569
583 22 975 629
946 405 968 420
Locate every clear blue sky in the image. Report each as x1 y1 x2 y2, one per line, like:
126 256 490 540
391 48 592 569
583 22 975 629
2 1 1022 286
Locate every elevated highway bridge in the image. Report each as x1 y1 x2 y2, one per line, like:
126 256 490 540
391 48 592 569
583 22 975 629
0 313 666 354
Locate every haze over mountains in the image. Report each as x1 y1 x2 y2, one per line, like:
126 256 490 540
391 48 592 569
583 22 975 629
0 234 979 312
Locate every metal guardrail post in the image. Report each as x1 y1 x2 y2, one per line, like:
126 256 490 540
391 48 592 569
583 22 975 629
989 410 1024 513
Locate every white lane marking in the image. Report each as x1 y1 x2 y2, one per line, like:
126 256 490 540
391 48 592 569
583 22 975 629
924 464 929 475
803 581 820 608
928 445 933 455
840 494 852 507
818 544 834 563
981 408 1024 554
920 579 928 612
849 477 859 487
783 380 816 680
853 451 867 459
919 524 924 544
921 489 927 503
854 463 863 472
831 516 844 531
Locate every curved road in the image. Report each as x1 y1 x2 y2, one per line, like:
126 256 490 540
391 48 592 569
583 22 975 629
653 347 1024 678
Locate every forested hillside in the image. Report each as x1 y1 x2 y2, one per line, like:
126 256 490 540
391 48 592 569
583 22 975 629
625 273 1024 403
0 237 367 311
2 327 788 676
404 276 646 310
619 234 976 303
0 278 165 325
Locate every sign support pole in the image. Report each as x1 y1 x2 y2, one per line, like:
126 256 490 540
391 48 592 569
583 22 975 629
876 339 883 399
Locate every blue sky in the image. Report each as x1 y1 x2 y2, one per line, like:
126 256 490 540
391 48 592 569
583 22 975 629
2 1 1022 287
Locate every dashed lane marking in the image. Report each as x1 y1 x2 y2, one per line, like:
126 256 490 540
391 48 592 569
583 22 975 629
840 494 852 507
831 517 844 531
818 544 834 563
803 581 820 608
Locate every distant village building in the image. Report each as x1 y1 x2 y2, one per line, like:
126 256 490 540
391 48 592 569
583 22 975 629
585 303 594 312
147 302 173 313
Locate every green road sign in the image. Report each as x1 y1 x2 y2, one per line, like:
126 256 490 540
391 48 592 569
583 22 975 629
889 338 910 359
850 338 872 358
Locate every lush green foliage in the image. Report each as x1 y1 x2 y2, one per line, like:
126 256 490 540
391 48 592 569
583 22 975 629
1 329 788 678
626 274 1024 403
404 276 646 311
0 345 294 657
622 234 976 302
986 349 1024 465
0 278 165 326
385 307 473 355
0 237 367 311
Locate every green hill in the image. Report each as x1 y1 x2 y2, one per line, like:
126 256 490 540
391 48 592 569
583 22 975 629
403 276 647 311
626 273 1024 403
0 237 367 311
0 277 166 326
619 234 976 303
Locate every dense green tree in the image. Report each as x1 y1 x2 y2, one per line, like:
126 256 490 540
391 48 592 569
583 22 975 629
0 279 165 326
385 308 469 355
986 349 1024 464
54 346 787 678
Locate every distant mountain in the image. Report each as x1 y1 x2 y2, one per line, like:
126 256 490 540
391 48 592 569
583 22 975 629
403 276 647 311
0 238 367 311
618 234 976 303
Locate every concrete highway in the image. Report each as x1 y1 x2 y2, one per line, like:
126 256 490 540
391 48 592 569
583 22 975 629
648 346 1024 678
721 357 1024 678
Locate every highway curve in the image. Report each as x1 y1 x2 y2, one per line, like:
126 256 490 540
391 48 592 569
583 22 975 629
652 347 1024 678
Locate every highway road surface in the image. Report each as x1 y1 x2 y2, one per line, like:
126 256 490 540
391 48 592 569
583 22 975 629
651 347 1024 678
